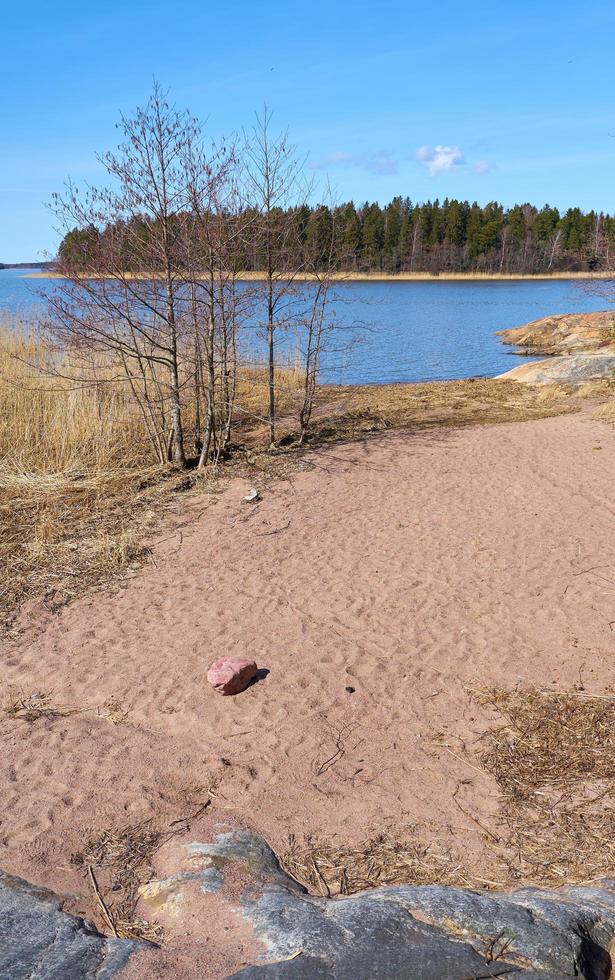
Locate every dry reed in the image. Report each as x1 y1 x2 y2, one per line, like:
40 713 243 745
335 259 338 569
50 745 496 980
283 689 615 897
3 689 80 722
73 819 167 942
593 400 615 423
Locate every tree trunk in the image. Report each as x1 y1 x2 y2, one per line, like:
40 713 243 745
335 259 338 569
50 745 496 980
267 275 275 448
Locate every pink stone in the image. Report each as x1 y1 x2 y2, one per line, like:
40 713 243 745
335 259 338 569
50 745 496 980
207 657 258 696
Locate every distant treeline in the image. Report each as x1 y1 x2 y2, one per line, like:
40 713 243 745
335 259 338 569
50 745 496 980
59 197 615 276
0 262 55 270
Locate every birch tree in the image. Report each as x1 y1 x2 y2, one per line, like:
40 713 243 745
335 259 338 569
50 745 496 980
243 107 310 446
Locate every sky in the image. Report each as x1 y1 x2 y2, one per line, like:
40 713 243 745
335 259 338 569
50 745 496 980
1 0 615 262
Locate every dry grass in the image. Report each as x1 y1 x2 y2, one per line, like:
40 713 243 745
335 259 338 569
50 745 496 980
281 829 474 897
282 689 615 897
73 819 168 942
0 324 186 630
0 322 586 630
0 327 152 473
573 379 615 399
307 378 576 442
0 464 204 632
593 399 615 423
476 688 615 797
101 697 130 726
3 689 81 722
475 688 615 885
71 801 211 942
233 375 579 453
234 360 304 425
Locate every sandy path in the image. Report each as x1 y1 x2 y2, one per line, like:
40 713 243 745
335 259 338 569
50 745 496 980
2 407 615 960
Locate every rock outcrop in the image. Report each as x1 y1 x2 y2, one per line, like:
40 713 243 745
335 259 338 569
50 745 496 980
498 311 615 356
498 352 615 386
141 830 615 978
5 830 615 978
0 869 145 979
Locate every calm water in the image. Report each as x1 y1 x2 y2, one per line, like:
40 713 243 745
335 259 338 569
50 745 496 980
0 268 609 385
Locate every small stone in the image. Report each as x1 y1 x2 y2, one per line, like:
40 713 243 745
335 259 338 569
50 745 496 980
207 658 258 696
345 686 356 694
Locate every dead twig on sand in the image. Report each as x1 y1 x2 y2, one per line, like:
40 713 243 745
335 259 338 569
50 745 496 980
87 864 119 938
256 520 291 536
4 690 81 723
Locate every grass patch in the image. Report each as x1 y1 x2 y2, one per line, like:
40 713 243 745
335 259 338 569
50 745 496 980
307 377 576 442
0 464 207 632
593 399 615 424
281 828 469 897
475 688 615 885
3 689 81 722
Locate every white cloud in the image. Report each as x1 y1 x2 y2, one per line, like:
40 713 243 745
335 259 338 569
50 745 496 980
473 159 492 175
416 144 465 176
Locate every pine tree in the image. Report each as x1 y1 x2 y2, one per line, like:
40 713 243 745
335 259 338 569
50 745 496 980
383 197 404 271
336 202 361 268
362 203 385 269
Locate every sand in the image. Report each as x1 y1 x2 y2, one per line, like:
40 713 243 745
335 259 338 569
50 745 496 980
2 406 615 974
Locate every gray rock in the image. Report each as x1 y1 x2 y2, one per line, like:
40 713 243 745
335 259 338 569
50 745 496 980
497 353 615 385
186 830 295 886
4 831 615 980
197 832 615 979
0 869 145 979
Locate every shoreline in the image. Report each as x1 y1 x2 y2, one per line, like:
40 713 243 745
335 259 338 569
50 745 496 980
23 269 615 282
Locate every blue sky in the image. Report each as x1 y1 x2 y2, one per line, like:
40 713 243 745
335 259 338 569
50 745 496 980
1 0 614 261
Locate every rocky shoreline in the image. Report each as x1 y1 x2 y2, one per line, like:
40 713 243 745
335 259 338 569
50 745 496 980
497 310 615 385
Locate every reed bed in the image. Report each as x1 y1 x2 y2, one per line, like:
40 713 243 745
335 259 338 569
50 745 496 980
0 324 300 629
0 326 151 474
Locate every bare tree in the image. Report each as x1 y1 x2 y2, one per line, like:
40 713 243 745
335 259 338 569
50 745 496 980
180 133 249 467
243 107 310 447
547 229 563 272
297 194 340 443
47 84 206 465
47 88 352 468
47 84 247 470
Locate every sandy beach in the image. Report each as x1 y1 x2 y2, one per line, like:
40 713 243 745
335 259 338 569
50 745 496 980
2 403 615 973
